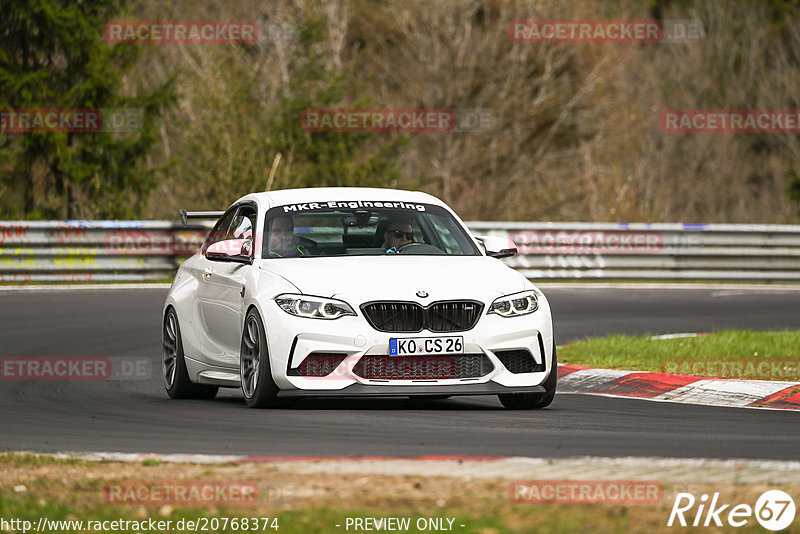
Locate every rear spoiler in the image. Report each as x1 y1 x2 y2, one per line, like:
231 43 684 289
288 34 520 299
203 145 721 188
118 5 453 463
179 209 225 227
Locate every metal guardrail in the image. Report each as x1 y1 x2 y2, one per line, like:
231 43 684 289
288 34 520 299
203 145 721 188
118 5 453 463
470 222 800 281
0 221 209 283
1 220 799 282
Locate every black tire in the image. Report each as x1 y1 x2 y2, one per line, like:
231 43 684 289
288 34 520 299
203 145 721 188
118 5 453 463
162 308 218 400
240 308 281 408
498 343 557 410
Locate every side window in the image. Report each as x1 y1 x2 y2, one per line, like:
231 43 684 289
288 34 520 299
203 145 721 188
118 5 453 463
231 205 257 258
202 208 237 254
230 206 256 240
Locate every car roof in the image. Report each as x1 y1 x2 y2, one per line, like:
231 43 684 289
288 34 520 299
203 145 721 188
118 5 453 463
234 187 446 210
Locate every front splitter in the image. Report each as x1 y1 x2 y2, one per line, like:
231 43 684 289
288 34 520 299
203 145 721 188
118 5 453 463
277 383 547 398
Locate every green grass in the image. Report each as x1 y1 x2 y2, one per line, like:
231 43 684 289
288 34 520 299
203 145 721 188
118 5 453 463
0 490 783 534
0 452 86 466
0 493 693 534
559 329 800 379
1 454 790 534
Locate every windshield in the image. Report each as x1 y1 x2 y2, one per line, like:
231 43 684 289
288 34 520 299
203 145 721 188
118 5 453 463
261 201 480 258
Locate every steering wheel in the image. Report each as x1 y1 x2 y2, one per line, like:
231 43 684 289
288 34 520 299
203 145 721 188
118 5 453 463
396 242 445 255
396 242 424 252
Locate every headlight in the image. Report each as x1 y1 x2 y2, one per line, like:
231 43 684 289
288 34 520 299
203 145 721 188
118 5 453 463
488 290 539 317
275 294 356 320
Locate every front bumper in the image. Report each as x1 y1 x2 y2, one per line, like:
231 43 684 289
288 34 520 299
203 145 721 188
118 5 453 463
260 295 555 393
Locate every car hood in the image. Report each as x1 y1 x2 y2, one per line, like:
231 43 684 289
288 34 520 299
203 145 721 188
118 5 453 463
259 255 528 302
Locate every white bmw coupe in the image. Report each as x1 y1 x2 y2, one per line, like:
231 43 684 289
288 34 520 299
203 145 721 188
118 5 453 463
162 187 556 409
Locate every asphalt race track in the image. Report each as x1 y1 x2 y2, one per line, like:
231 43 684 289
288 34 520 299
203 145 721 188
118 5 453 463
1 285 798 459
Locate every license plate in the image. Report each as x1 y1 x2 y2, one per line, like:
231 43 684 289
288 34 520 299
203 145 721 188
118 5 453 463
389 336 464 356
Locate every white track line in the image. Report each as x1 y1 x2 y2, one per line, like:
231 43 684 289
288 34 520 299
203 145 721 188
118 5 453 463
656 379 799 407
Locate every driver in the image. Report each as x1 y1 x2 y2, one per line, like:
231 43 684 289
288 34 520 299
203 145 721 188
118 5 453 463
268 216 310 257
383 218 414 253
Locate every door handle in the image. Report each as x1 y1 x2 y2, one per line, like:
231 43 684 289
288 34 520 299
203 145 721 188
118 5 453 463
202 268 214 281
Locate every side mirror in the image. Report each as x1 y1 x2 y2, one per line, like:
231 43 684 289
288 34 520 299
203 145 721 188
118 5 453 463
474 235 518 259
206 238 252 264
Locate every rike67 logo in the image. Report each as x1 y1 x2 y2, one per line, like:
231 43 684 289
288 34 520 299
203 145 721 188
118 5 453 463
668 490 796 531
